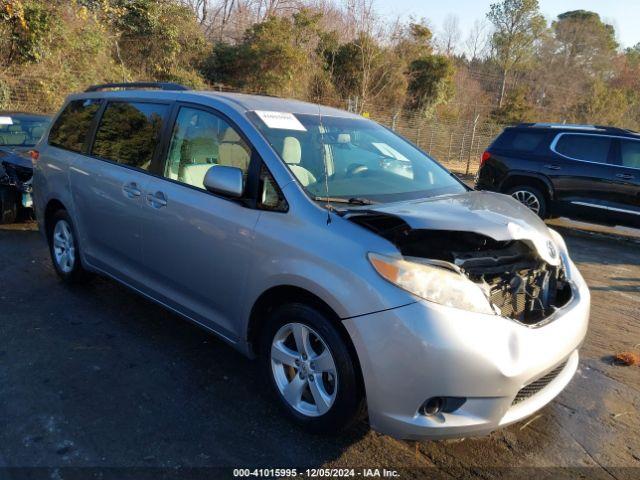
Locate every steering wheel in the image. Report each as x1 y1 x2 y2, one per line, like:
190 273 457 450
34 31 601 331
346 163 369 177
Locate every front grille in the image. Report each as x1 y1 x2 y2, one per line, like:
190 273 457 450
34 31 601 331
512 360 567 406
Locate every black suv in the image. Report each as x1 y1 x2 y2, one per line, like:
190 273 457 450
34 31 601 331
475 123 640 228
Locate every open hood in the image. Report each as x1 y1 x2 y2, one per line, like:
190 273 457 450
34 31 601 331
347 191 560 266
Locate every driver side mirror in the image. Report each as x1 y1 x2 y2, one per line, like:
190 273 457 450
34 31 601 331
203 165 244 198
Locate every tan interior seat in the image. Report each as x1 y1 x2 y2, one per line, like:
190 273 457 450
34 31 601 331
218 128 250 171
182 126 218 164
282 136 317 187
180 164 214 189
1 126 27 145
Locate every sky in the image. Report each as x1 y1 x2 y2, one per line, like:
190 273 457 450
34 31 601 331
377 0 640 50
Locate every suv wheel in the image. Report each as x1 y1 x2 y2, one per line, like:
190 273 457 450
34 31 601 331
48 210 91 283
507 185 547 218
260 303 364 434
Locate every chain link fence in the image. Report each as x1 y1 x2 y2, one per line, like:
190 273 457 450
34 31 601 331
366 110 502 176
1 71 503 176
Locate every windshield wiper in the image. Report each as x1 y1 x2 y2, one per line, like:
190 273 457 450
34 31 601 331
313 196 377 205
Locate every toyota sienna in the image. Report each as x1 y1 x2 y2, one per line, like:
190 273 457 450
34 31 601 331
33 83 590 440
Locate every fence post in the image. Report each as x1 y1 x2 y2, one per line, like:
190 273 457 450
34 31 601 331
466 114 480 175
429 117 438 155
447 131 454 161
458 123 467 167
391 111 399 131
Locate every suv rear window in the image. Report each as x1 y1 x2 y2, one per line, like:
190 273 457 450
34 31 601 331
48 99 101 153
554 134 611 164
91 101 169 170
492 130 546 152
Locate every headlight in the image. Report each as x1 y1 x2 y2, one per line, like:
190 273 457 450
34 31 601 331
368 253 495 315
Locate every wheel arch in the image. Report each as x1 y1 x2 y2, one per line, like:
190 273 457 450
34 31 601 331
499 172 554 202
246 284 366 395
44 198 68 240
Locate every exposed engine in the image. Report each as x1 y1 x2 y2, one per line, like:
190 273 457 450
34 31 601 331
348 212 572 325
0 161 33 194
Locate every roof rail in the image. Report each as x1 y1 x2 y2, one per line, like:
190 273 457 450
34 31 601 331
594 125 640 135
517 122 640 135
531 122 601 130
85 82 189 93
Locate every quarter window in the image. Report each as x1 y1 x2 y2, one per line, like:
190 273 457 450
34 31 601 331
493 131 546 152
164 107 251 190
49 99 101 153
619 140 640 169
555 134 611 164
92 101 169 170
511 132 545 152
259 165 288 211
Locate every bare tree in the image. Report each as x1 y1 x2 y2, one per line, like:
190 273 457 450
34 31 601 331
465 19 490 61
179 0 210 25
439 14 461 57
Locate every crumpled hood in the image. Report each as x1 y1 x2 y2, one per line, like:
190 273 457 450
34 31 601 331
366 190 561 266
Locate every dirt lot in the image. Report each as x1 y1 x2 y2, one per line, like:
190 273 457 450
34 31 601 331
0 222 638 478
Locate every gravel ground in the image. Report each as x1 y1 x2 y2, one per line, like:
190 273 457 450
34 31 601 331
0 222 638 479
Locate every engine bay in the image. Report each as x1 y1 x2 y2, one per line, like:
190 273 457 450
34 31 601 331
348 211 572 324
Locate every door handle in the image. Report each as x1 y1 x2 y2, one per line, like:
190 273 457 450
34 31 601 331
544 165 561 170
616 173 635 180
122 182 142 198
146 191 167 208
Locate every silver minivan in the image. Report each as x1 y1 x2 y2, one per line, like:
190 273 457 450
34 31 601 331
33 83 590 440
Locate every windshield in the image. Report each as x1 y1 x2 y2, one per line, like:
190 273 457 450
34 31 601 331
0 114 50 147
248 112 465 204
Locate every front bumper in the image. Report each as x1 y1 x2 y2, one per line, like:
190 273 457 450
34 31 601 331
344 259 590 440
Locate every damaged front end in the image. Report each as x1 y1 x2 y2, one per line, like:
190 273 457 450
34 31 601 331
349 212 572 326
1 161 33 193
1 159 34 209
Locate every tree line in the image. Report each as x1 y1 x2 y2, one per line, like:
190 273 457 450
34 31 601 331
1 0 639 130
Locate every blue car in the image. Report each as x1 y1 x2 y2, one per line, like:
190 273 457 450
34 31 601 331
0 111 51 223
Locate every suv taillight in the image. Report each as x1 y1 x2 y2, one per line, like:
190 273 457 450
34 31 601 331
480 151 490 168
30 150 40 163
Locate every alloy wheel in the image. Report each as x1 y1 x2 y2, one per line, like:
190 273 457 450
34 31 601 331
53 220 76 273
511 190 541 215
270 322 338 417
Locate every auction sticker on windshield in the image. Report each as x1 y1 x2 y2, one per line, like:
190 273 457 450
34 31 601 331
0 116 13 125
255 111 306 131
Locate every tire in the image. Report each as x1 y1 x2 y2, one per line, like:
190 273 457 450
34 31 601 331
260 303 364 434
48 209 91 284
507 185 547 218
0 186 18 224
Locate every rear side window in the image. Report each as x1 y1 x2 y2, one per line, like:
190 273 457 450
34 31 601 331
492 130 546 152
48 99 101 152
92 101 169 170
555 134 612 164
619 139 640 169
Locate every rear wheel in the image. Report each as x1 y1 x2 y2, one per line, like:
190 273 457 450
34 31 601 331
260 303 364 434
507 185 547 218
0 186 18 224
48 209 91 283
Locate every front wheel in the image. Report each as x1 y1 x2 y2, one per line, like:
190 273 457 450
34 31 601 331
507 185 547 218
260 303 364 434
